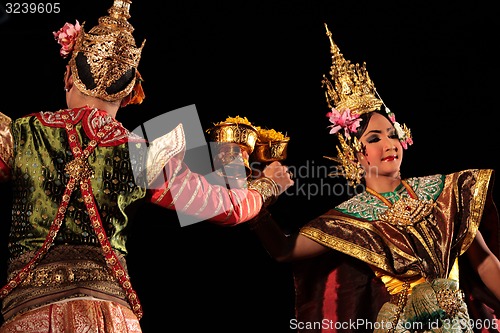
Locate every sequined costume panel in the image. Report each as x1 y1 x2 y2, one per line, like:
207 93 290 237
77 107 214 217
8 108 148 258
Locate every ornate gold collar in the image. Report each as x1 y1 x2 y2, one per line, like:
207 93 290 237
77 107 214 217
366 180 434 226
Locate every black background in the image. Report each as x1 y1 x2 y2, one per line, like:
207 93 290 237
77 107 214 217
1 1 499 332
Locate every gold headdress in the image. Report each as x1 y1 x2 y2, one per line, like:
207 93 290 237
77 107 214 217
322 23 412 185
68 0 146 102
322 25 382 116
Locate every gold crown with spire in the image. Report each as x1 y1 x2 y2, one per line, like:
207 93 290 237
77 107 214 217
69 0 146 102
322 23 413 185
321 23 382 115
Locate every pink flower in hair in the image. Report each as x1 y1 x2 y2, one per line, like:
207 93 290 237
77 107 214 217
326 108 362 139
400 136 413 149
53 20 81 58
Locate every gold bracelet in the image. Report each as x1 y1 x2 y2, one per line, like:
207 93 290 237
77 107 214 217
248 177 280 207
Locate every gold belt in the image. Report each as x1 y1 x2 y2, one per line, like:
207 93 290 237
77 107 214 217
18 260 117 288
2 245 128 320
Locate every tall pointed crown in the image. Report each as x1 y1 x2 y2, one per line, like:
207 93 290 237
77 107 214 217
321 23 382 115
69 0 145 101
322 24 413 186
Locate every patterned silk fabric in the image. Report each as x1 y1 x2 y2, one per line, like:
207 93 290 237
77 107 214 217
295 169 500 333
0 299 141 333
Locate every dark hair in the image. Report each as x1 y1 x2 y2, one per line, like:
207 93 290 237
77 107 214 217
354 109 392 140
75 53 135 96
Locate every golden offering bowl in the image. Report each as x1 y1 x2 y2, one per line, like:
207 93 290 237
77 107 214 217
216 143 251 175
251 138 290 163
207 122 259 153
207 122 259 178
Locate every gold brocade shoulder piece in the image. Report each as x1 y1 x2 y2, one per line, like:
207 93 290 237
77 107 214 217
0 112 14 168
0 112 12 126
300 222 420 278
451 169 494 255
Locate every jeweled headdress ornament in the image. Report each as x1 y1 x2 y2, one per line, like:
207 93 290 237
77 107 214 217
322 23 412 185
54 0 146 104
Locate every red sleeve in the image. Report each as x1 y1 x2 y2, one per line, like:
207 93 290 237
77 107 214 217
147 156 264 226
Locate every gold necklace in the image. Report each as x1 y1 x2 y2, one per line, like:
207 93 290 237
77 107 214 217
366 180 434 226
365 180 417 207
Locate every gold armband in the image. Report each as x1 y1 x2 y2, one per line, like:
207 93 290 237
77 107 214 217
248 177 280 207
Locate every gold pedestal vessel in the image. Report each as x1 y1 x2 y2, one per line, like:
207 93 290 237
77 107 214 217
252 138 290 163
206 122 259 178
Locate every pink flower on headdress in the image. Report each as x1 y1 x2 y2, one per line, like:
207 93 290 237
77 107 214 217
53 20 81 58
326 108 362 139
400 136 413 149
